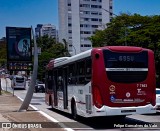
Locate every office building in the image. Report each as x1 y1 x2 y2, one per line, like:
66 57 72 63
58 0 113 55
35 24 58 40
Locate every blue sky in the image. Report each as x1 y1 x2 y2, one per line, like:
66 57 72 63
0 0 160 38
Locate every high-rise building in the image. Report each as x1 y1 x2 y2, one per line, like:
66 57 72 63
58 0 113 55
35 24 58 40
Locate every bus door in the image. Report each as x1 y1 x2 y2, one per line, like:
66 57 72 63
53 70 58 106
63 67 68 109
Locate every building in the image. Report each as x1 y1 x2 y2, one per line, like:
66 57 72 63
58 0 113 55
35 24 58 40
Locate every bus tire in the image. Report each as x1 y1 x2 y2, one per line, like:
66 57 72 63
71 100 78 120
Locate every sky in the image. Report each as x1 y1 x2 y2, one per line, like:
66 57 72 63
0 0 160 38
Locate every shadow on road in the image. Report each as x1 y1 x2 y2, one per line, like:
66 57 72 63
47 107 156 130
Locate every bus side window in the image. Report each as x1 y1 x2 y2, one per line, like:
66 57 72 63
68 63 76 85
57 69 63 91
54 70 58 90
85 58 92 82
77 60 85 84
48 70 53 90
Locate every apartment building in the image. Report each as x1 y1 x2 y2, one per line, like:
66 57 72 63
58 0 113 55
35 24 58 40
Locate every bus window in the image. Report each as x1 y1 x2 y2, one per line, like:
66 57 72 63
85 58 92 82
48 70 53 90
57 69 63 90
77 60 85 84
103 50 148 83
68 63 76 85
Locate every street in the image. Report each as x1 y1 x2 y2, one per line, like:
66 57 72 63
1 78 160 131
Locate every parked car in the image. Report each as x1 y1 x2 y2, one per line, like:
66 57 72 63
155 88 160 110
34 80 45 93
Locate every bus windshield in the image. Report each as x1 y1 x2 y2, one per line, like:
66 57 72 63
103 50 148 83
15 77 25 83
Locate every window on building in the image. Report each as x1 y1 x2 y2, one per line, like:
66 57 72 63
84 31 91 34
80 24 83 27
91 18 98 21
84 24 90 27
68 23 72 27
83 11 90 14
80 31 83 34
91 5 98 8
68 30 72 33
92 25 98 28
84 18 89 21
91 11 98 15
84 44 91 47
80 4 90 8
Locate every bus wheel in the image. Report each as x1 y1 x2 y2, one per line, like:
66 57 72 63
71 101 78 120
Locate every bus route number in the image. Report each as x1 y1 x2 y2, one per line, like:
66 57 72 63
119 56 134 61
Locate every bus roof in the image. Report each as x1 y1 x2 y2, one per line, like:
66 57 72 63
54 49 91 67
50 46 152 68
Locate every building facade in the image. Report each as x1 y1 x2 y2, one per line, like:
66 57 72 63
58 0 113 55
35 24 58 40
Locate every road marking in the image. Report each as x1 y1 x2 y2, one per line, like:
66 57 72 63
16 95 74 131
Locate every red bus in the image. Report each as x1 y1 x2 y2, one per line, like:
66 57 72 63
45 46 156 119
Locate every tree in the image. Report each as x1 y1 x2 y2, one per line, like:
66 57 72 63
0 40 7 67
36 35 56 52
90 13 160 83
36 36 67 80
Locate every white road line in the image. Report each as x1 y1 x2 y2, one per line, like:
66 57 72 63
16 95 74 131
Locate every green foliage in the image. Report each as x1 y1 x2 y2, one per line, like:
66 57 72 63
0 40 7 67
36 36 67 80
90 13 160 83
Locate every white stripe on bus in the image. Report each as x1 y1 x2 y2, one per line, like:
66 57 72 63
106 68 148 71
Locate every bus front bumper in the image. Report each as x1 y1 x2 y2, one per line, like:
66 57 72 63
92 104 156 116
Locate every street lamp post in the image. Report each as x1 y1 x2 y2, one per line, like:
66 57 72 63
72 45 76 55
101 8 127 46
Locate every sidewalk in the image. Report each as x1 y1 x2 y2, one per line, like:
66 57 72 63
0 90 64 131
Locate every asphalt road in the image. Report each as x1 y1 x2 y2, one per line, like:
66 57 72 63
1 78 160 131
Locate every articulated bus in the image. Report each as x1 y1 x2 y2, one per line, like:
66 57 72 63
45 46 156 119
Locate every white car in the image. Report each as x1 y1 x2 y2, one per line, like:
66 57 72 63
155 88 160 110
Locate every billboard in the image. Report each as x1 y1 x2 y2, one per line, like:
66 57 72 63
6 27 32 71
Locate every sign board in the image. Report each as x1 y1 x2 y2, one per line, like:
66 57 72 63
6 27 32 71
